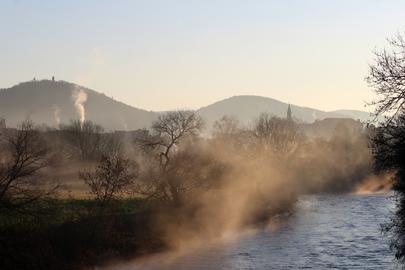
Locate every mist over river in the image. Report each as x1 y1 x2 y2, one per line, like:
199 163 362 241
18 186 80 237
103 194 399 270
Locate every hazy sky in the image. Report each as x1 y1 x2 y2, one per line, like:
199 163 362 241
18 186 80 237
1 0 405 112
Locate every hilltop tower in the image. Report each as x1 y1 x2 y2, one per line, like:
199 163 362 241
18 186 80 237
287 104 292 121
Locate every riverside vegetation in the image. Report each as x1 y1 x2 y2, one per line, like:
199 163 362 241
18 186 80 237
0 108 380 270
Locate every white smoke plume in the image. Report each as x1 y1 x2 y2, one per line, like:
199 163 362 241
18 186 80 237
72 88 88 128
52 105 61 128
312 111 317 121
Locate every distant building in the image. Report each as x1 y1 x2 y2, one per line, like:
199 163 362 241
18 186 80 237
0 118 6 129
287 104 292 121
299 118 363 140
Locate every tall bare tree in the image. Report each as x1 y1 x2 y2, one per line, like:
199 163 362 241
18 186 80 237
252 113 301 156
0 121 56 211
368 32 405 263
137 110 205 205
147 110 203 169
367 33 405 122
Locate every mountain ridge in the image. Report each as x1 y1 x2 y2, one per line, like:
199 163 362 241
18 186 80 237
0 80 372 130
196 95 372 126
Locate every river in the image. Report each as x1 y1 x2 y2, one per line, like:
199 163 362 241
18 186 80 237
104 194 399 270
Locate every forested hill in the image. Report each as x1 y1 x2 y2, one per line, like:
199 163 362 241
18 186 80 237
0 80 157 130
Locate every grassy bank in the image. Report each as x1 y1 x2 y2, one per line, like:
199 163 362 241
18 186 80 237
0 198 165 270
0 195 297 270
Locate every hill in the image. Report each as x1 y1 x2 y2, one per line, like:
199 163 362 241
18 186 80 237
0 81 374 130
0 80 156 130
329 109 373 122
197 95 372 126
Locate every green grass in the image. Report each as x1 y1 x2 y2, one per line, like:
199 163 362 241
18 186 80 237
0 197 162 270
0 197 148 228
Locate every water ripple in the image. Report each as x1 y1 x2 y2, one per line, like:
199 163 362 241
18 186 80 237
106 194 400 270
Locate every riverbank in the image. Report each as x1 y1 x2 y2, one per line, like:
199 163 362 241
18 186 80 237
0 198 166 270
0 194 295 270
100 194 398 270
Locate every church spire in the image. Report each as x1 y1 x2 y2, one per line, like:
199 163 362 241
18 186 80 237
287 104 292 121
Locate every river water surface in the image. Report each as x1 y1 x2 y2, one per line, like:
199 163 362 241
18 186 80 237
106 194 399 270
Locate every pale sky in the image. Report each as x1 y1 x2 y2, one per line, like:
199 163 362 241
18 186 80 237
1 0 405 112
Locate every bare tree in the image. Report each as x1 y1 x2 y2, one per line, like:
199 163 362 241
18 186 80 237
60 120 105 160
136 141 226 205
163 144 226 203
136 110 205 205
213 115 241 137
372 116 405 176
368 32 405 263
80 154 137 209
146 110 203 169
0 121 57 211
367 33 405 122
212 116 252 158
252 113 302 156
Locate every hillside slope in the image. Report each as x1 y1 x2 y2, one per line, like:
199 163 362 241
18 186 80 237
0 80 156 130
197 95 370 126
0 81 373 130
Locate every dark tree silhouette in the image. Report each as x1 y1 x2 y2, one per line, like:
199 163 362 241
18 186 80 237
60 120 105 160
149 110 203 169
372 115 405 261
136 110 207 205
80 154 137 209
252 113 301 156
368 32 405 262
367 33 405 123
0 121 57 212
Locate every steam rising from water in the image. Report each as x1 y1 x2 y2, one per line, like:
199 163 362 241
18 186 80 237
66 115 391 269
353 173 393 195
72 88 87 128
135 122 388 258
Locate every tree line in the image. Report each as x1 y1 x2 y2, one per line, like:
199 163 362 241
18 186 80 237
0 95 378 269
367 33 405 263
